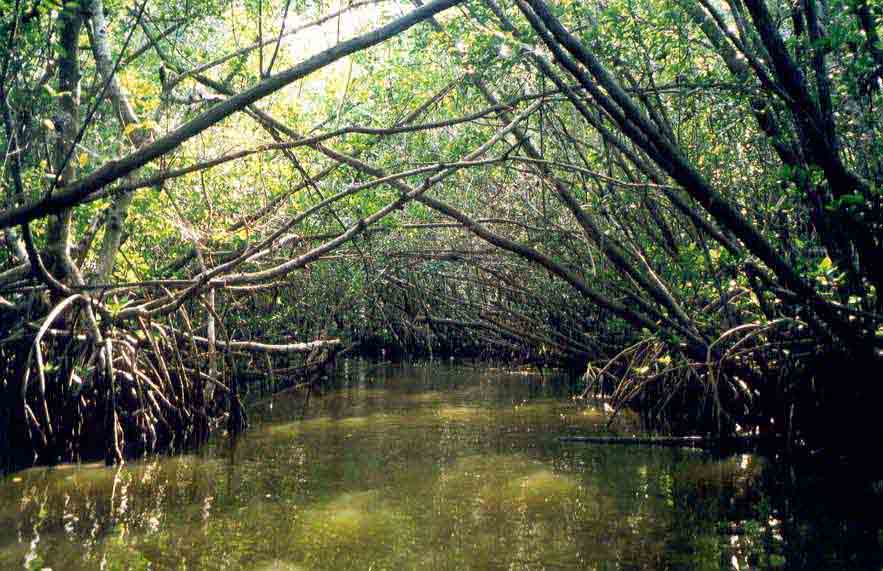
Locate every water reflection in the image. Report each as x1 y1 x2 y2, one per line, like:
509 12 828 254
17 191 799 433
0 363 880 570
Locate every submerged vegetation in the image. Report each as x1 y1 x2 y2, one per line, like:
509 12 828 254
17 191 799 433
1 0 882 472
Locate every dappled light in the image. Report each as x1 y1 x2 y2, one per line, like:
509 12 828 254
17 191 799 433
2 0 883 565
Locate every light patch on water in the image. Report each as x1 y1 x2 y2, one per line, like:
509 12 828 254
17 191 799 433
504 469 581 510
266 420 303 437
294 490 415 567
336 388 392 401
509 402 556 416
253 559 308 571
436 406 487 422
403 391 445 403
436 454 532 499
435 453 583 517
338 413 395 428
266 412 404 440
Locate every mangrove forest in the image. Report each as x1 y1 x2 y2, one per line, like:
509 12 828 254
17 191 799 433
1 0 883 566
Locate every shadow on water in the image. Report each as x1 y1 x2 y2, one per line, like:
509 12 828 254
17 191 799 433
0 361 880 570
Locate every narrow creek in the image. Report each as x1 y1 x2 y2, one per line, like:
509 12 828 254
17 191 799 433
1 363 880 570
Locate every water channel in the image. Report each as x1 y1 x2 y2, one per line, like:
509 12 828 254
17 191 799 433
1 363 880 570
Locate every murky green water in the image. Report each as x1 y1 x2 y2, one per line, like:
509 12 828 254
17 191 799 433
1 363 881 570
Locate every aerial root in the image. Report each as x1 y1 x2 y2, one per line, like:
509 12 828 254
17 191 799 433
582 320 818 438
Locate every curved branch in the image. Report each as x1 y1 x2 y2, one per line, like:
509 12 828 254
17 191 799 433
0 0 464 230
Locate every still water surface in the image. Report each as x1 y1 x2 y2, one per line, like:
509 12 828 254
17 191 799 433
1 363 881 570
